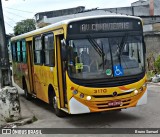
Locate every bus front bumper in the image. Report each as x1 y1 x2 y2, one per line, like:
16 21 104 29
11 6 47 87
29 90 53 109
68 89 147 114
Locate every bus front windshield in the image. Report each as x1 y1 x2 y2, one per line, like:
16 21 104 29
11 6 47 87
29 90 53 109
67 36 145 79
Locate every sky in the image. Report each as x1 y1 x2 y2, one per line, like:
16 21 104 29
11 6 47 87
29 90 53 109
2 0 138 34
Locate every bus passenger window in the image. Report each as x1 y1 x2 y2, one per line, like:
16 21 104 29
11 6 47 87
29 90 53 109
34 36 43 64
22 41 27 63
44 33 54 66
17 41 22 62
11 42 17 62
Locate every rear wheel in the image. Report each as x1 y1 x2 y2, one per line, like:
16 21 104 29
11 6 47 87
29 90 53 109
24 81 32 100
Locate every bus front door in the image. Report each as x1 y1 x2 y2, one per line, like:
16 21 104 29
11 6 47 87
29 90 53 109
55 32 67 109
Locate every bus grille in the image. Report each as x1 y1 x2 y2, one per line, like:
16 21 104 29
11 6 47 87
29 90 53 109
96 99 131 109
92 91 133 98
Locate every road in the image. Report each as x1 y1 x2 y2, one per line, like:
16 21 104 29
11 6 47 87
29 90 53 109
9 84 160 137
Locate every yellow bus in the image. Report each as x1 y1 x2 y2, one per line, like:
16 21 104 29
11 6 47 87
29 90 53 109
10 15 147 117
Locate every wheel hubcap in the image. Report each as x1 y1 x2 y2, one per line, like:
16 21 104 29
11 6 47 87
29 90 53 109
53 96 57 109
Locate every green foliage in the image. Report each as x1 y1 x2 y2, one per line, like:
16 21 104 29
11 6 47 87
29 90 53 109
14 19 36 36
147 71 154 81
154 55 160 73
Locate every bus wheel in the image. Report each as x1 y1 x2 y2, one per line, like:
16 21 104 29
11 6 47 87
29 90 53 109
24 82 32 100
52 96 66 117
113 109 122 112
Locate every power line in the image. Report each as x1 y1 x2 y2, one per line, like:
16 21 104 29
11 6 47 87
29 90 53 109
4 15 17 23
4 7 35 14
4 21 14 28
4 11 28 19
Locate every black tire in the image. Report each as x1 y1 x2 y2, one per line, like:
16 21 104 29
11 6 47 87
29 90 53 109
24 81 32 100
113 109 122 112
51 94 67 117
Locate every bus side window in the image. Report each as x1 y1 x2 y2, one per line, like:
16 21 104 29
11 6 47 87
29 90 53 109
17 41 22 62
22 40 27 63
34 36 43 65
11 42 17 62
44 33 55 66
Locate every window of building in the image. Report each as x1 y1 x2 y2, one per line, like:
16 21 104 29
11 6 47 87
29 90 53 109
44 33 55 66
34 36 43 64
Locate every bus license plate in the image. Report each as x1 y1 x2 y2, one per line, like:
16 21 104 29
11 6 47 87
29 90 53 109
108 101 121 107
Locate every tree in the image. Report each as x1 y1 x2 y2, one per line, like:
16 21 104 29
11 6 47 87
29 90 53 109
14 19 36 36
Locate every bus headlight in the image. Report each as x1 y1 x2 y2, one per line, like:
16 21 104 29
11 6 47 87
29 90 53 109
86 96 92 101
134 90 139 95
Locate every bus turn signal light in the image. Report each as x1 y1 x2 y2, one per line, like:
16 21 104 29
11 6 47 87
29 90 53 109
73 90 78 95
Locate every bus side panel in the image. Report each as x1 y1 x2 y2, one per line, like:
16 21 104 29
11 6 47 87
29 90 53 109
12 62 23 88
13 62 29 89
36 66 55 103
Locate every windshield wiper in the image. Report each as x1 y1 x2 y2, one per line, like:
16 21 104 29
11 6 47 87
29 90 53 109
120 33 128 55
87 36 105 57
87 35 105 68
117 34 128 68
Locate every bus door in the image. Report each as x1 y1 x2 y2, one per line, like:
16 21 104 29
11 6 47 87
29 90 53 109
54 29 67 109
26 38 34 94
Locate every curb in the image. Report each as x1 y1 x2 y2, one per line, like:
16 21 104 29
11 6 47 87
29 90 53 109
147 82 160 86
1 116 37 128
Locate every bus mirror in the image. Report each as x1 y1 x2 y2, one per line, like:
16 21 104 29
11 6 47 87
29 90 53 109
61 39 67 61
143 41 146 54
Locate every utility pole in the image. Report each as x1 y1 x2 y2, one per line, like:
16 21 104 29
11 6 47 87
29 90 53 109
0 0 20 122
0 0 11 88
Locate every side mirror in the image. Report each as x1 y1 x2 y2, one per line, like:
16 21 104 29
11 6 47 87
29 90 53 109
61 39 67 61
143 41 146 54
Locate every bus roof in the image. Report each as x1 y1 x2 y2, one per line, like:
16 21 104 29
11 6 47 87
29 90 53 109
11 15 141 41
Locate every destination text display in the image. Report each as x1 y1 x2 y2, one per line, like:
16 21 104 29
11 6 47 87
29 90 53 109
68 18 142 35
80 22 133 32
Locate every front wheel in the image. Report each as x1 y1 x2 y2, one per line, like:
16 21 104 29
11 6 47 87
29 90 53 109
52 96 67 117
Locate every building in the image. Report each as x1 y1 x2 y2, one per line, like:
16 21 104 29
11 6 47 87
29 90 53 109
34 6 118 28
34 0 160 32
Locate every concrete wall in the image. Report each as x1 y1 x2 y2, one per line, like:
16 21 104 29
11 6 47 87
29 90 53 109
153 23 160 31
144 34 160 59
143 24 153 32
105 7 132 15
154 0 160 15
133 5 150 16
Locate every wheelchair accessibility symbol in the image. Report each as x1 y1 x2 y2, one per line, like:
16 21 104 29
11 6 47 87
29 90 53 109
113 65 124 77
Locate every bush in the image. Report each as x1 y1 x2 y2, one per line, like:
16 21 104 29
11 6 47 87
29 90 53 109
147 71 154 82
154 55 160 73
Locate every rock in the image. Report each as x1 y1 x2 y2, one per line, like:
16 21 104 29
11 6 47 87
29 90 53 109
0 86 21 122
152 75 160 83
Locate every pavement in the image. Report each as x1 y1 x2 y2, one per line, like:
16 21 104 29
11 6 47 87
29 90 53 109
0 81 159 128
147 82 160 86
0 83 36 128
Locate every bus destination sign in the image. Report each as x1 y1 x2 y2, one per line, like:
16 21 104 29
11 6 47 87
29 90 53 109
68 18 142 36
80 22 133 32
